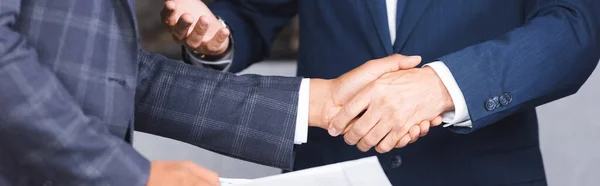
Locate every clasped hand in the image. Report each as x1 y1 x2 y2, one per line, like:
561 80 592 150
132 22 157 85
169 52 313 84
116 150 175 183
160 0 455 153
308 55 452 153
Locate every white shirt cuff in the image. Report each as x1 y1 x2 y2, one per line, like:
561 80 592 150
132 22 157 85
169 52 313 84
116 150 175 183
424 61 472 128
294 78 310 144
185 47 233 71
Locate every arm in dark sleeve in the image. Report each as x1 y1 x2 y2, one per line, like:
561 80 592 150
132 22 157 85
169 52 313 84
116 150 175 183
202 0 298 72
135 49 302 170
439 0 600 134
0 2 150 185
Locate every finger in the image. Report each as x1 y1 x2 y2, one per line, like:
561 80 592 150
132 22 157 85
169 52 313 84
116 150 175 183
173 13 194 41
384 54 422 70
408 124 422 143
364 54 422 75
374 132 394 153
204 27 230 55
329 87 373 136
161 1 180 26
371 120 397 153
341 116 360 134
358 113 395 152
418 120 431 137
343 107 380 146
431 116 443 127
395 134 412 148
338 55 422 86
186 15 211 51
373 113 411 153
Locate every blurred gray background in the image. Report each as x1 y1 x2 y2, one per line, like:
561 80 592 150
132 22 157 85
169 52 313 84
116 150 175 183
134 1 600 185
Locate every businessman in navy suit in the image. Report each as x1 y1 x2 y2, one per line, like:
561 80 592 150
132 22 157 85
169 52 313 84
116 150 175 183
164 0 600 185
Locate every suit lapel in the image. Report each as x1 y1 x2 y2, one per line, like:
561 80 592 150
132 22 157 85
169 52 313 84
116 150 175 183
365 0 393 55
394 0 432 52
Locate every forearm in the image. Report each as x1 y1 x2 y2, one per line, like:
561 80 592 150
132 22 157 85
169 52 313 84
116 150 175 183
440 0 600 133
0 27 149 185
135 49 301 170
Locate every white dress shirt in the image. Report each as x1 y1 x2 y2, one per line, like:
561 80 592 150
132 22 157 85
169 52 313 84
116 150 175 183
187 0 472 144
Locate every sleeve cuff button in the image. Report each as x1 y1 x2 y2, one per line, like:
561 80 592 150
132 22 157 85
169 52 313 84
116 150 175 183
485 98 498 111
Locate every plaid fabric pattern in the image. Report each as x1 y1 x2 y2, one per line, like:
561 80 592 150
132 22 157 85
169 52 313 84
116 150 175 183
136 50 301 170
0 0 301 185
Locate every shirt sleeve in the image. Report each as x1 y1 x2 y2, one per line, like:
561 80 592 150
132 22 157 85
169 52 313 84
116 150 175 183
184 47 233 71
424 61 472 128
294 78 310 144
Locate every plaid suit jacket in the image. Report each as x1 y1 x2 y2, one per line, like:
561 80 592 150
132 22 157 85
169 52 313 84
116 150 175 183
0 0 302 185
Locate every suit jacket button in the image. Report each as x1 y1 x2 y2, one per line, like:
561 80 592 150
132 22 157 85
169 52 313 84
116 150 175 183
500 93 512 105
485 97 498 111
390 156 402 168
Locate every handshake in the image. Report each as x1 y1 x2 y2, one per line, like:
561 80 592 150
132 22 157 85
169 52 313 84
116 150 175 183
306 55 452 152
161 0 455 153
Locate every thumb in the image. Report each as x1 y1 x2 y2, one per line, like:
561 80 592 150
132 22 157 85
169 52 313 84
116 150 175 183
396 55 422 69
380 54 421 70
354 54 422 79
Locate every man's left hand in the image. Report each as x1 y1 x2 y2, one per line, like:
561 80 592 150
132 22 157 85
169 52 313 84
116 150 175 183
329 66 454 153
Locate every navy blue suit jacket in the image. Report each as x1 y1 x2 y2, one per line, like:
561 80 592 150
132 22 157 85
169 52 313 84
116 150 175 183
209 0 600 185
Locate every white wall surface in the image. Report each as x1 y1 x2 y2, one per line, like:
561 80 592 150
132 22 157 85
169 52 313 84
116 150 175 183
134 60 600 185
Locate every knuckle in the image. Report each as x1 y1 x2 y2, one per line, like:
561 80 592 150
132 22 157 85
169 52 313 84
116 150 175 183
357 143 369 152
370 129 386 141
206 44 216 52
409 136 419 144
363 136 378 147
344 135 354 145
410 130 420 139
396 141 407 148
414 125 424 134
420 130 428 137
376 144 392 153
351 126 368 137
185 40 197 48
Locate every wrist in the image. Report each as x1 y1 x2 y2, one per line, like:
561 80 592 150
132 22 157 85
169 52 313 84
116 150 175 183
423 67 454 113
308 79 332 129
190 38 231 60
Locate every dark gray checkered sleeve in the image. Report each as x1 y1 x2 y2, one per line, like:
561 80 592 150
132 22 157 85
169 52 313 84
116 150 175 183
135 49 302 170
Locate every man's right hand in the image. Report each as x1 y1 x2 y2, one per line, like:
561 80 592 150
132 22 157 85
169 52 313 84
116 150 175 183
161 0 230 56
308 55 444 146
147 161 220 186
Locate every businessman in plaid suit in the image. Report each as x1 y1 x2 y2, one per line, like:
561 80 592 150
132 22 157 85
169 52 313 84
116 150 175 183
0 0 441 185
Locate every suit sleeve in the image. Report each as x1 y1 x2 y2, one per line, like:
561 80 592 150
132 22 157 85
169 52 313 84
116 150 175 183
205 0 298 72
0 1 150 185
135 49 302 170
439 0 600 134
